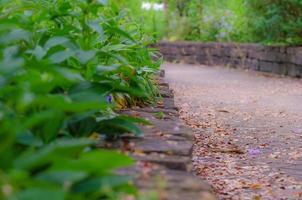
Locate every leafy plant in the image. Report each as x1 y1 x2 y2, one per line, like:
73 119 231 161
1 139 135 200
0 0 160 199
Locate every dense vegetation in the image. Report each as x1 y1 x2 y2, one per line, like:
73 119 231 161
112 0 166 39
0 0 159 199
132 0 302 45
245 0 302 44
166 0 302 44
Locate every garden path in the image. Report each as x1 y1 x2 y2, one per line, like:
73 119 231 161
163 63 302 200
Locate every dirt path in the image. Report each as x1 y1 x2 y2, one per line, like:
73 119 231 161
163 63 302 200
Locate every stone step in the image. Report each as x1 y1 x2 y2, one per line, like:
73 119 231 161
119 165 216 200
131 153 191 171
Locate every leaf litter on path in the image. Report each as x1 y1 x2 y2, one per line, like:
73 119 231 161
165 71 302 200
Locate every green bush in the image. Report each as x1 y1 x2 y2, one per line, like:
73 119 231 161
112 0 166 40
0 0 159 199
165 0 200 41
164 0 302 45
245 0 302 44
165 0 249 42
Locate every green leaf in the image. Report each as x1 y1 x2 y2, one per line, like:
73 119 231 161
54 67 84 82
72 175 131 193
96 64 120 73
14 139 94 170
101 44 129 52
14 188 65 200
31 45 47 60
96 0 108 6
87 21 105 39
44 37 70 50
98 50 129 65
0 57 23 75
0 29 30 44
48 50 75 63
75 50 96 64
109 26 136 43
3 45 19 60
68 82 108 103
36 171 87 184
50 150 133 172
35 95 107 112
16 132 43 147
118 115 151 126
22 110 64 143
97 116 142 136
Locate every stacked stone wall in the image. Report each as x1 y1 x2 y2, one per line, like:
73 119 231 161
156 41 302 77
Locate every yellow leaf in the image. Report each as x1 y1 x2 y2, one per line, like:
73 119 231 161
89 132 100 140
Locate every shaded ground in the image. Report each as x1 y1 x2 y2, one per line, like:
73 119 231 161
163 63 302 200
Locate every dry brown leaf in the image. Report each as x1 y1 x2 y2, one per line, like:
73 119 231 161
250 183 263 190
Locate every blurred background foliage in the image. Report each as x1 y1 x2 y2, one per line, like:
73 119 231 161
112 0 166 40
128 0 302 45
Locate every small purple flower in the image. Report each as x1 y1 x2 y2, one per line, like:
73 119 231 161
248 148 261 156
105 95 112 104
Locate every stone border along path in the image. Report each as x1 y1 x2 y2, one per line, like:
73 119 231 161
98 71 216 200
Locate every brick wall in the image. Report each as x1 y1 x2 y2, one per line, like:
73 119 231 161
156 41 302 77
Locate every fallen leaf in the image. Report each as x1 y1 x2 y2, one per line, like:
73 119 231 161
250 183 262 190
217 109 230 113
291 128 302 134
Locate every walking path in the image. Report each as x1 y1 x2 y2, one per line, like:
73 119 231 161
163 63 302 200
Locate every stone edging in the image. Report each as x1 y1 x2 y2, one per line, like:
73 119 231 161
155 41 302 78
98 71 216 200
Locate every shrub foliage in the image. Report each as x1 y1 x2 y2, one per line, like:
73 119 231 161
0 0 159 199
165 0 302 44
245 0 302 44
